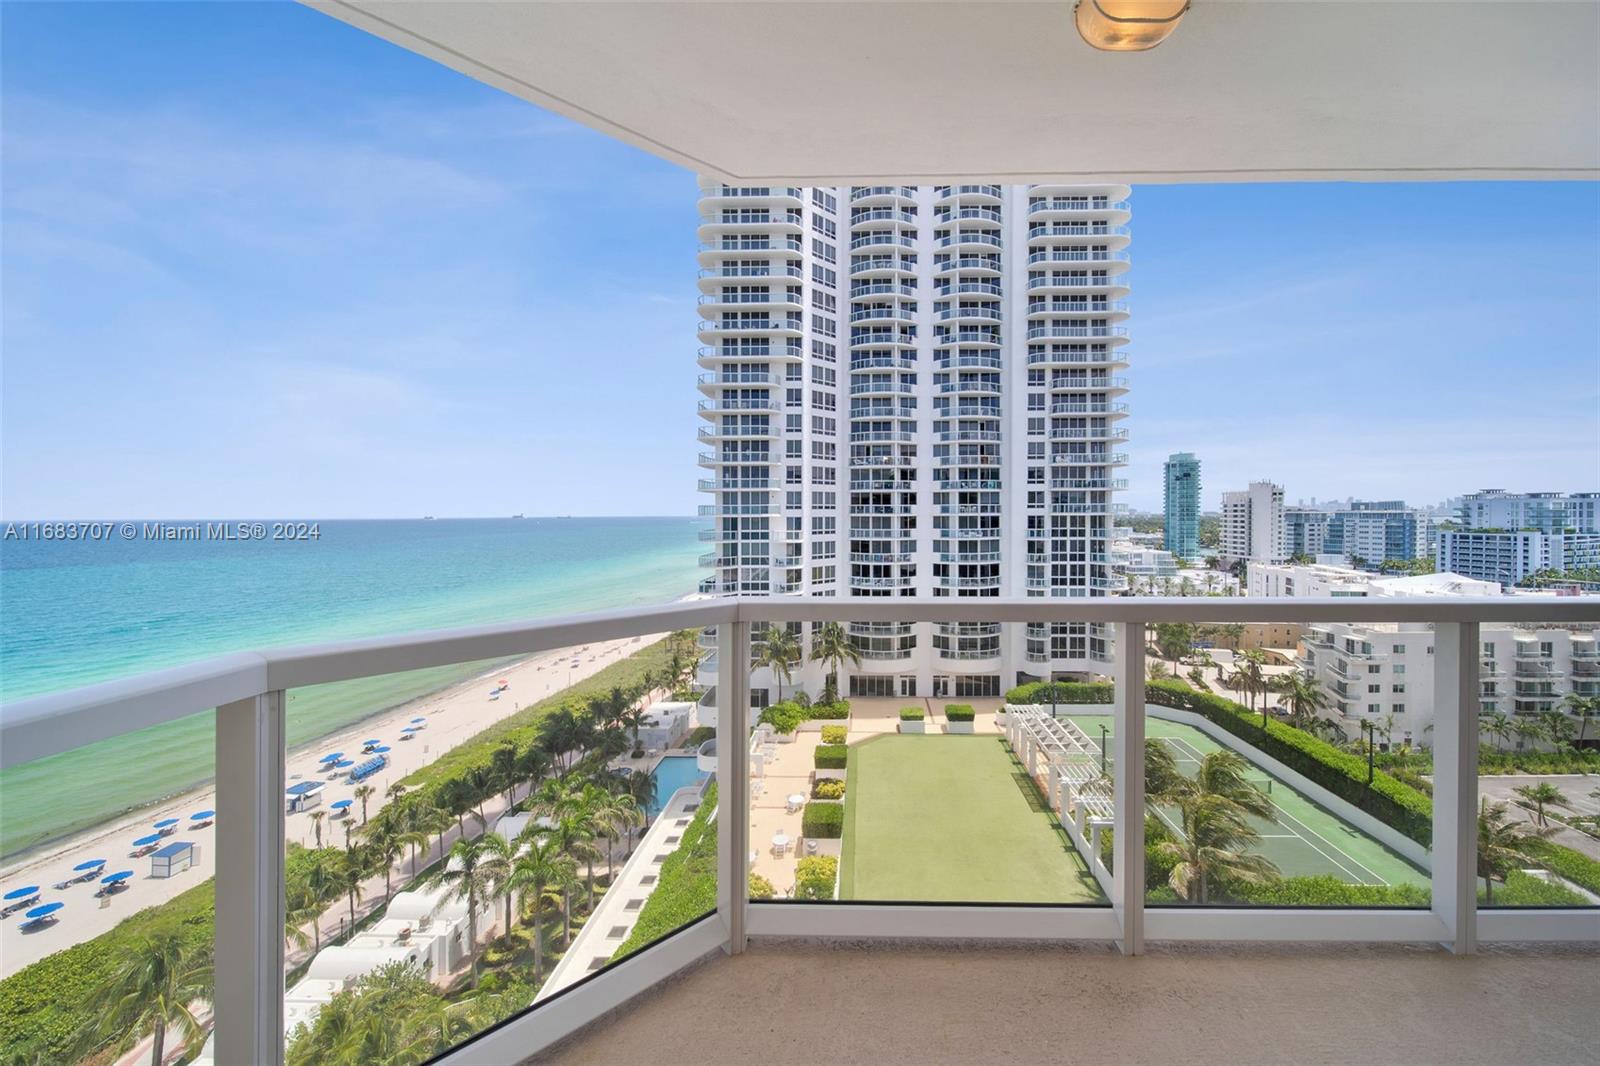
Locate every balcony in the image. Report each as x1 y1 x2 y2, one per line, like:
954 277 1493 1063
1026 325 1129 341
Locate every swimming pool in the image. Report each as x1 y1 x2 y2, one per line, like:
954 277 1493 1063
647 755 708 817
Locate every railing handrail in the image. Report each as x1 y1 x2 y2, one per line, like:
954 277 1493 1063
5 595 1599 768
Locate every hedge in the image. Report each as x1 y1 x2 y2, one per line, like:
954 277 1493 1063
812 778 846 800
808 700 851 720
1527 840 1600 895
1229 875 1431 907
814 744 848 769
1006 681 1113 705
898 705 924 721
1487 870 1589 906
612 782 718 960
758 701 808 734
944 704 975 723
794 855 838 900
820 725 848 745
748 872 776 900
801 801 844 838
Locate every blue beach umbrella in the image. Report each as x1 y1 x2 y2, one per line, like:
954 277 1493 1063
24 902 63 920
362 739 381 746
101 871 134 884
132 834 161 847
330 799 354 809
3 887 39 901
153 818 179 829
319 752 343 763
72 859 106 872
190 810 215 821
410 717 425 723
401 726 420 733
333 760 354 769
371 745 391 754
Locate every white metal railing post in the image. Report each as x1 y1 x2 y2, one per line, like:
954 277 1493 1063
214 691 286 1065
716 618 751 954
1112 621 1146 955
1432 622 1480 953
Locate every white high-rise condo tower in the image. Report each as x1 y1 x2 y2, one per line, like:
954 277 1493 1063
697 183 1130 700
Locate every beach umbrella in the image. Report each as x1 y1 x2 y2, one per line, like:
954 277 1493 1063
153 819 179 829
362 739 381 746
190 810 215 821
371 745 391 753
23 902 63 920
132 834 161 846
410 717 425 723
333 760 354 769
401 726 420 733
72 859 106 872
319 752 343 763
3 887 39 901
101 871 134 884
330 799 353 810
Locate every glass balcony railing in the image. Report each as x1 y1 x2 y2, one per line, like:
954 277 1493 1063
3 600 1595 1065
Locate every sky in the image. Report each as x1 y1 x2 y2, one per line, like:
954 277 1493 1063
2 2 1597 520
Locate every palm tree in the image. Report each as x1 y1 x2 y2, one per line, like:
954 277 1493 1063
435 836 500 986
491 740 521 806
1511 717 1546 751
1275 672 1329 731
809 621 861 704
1152 749 1279 903
309 808 327 848
353 783 375 825
625 770 658 836
753 623 800 703
463 765 495 828
362 817 405 902
1559 693 1599 748
385 781 409 804
1151 622 1194 674
509 838 576 987
1477 797 1556 904
91 930 211 1066
1480 709 1514 751
1536 708 1578 749
1230 649 1269 721
335 843 369 935
473 832 516 940
548 810 600 944
300 847 341 953
1146 660 1170 682
1512 782 1571 827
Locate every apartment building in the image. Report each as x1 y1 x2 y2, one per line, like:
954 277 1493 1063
1252 562 1596 745
1458 489 1600 533
1219 481 1285 566
1284 506 1329 558
698 182 1130 698
1162 451 1200 559
1436 529 1600 586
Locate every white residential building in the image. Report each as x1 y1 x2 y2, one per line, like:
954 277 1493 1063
1219 481 1285 566
1436 529 1600 586
698 182 1131 698
1250 562 1597 746
1458 489 1600 533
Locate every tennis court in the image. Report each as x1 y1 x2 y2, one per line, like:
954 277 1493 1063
1066 713 1427 889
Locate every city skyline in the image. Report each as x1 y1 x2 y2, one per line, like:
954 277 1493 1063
3 2 1597 520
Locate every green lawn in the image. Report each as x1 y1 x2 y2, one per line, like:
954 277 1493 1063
840 734 1104 903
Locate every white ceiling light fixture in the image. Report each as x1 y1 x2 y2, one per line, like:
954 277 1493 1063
1074 0 1191 52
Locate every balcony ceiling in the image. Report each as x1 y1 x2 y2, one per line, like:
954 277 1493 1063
310 0 1598 184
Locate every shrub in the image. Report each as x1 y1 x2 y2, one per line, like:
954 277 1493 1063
794 855 838 900
820 724 848 745
758 700 807 734
748 872 776 900
613 782 719 959
1229 875 1431 907
899 705 925 721
808 700 851 720
812 778 846 800
801 801 844 838
1528 840 1600 895
1005 680 1113 706
944 704 975 722
814 743 848 769
1489 869 1588 906
792 690 812 708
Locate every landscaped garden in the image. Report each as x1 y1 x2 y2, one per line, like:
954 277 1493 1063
838 734 1104 903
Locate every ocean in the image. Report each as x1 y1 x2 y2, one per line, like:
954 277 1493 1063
0 518 703 858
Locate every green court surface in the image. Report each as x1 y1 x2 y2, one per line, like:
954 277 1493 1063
1066 714 1428 890
840 734 1105 903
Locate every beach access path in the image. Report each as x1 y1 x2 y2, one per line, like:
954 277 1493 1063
1 632 663 976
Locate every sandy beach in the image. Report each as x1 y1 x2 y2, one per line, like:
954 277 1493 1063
0 632 666 977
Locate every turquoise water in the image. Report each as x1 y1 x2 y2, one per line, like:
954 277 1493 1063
0 518 703 857
647 755 708 817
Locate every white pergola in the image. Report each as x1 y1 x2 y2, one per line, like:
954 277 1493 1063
309 0 1598 184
